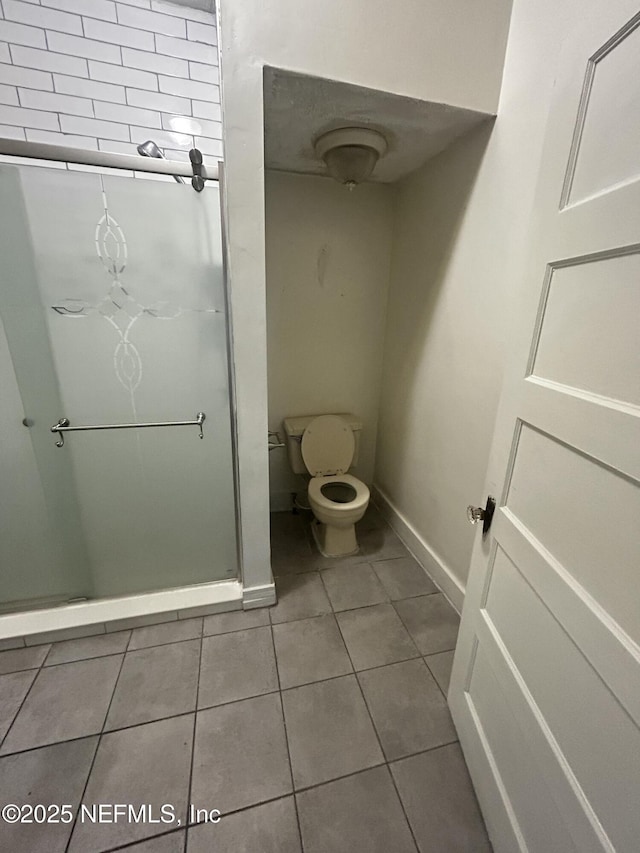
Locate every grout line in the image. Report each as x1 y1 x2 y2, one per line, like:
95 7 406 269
268 620 304 850
63 649 128 853
184 629 204 850
0 648 50 752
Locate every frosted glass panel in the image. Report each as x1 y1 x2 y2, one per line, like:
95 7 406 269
0 164 237 606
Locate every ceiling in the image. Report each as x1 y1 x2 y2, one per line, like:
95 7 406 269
263 68 492 184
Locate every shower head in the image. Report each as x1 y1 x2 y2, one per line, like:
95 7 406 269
136 139 185 184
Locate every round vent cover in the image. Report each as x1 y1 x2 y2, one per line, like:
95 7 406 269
301 415 355 477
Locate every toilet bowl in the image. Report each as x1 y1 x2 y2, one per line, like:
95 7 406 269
284 414 370 558
308 473 370 557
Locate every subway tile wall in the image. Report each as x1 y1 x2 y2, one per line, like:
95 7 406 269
0 0 221 176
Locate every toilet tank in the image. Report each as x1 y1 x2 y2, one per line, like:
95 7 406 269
283 413 362 475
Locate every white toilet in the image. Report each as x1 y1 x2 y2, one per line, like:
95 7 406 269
283 413 370 558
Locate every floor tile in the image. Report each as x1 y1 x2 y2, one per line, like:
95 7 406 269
198 626 278 708
297 766 416 853
394 593 460 655
0 670 36 741
128 617 202 650
273 614 352 689
372 555 438 600
68 715 193 852
188 796 301 853
391 744 492 852
121 830 185 852
282 674 383 789
1 655 122 754
425 650 456 695
203 608 270 636
357 503 387 531
45 631 130 666
271 547 317 577
0 645 50 675
191 693 292 814
358 659 456 760
0 736 97 853
359 523 410 561
0 637 25 652
336 604 419 670
105 640 199 730
270 573 332 624
106 612 177 633
321 563 388 612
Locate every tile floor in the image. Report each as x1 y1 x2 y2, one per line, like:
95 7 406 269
0 507 491 852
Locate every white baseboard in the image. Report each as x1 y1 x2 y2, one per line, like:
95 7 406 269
372 484 465 613
243 582 276 609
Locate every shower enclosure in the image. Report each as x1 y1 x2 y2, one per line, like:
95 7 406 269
0 146 241 633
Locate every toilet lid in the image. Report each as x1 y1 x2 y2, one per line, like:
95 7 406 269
301 415 355 476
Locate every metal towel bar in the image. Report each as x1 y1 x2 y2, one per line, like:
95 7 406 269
50 412 206 447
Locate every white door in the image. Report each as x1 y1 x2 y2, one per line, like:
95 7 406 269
449 5 640 852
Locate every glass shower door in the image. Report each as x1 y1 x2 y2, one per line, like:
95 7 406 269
0 164 238 607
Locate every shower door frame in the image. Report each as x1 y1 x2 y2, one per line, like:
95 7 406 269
0 137 274 643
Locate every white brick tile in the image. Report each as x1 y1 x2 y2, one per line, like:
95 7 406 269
0 64 54 91
118 0 151 8
192 99 220 123
121 46 187 77
20 87 94 116
162 112 220 139
0 153 67 168
195 135 222 157
54 73 125 103
0 122 26 139
126 86 188 114
42 0 117 23
0 83 19 105
83 18 154 51
11 45 89 77
46 31 121 64
133 169 174 182
0 103 59 129
3 0 83 36
189 61 218 83
155 33 216 65
163 146 191 162
0 45 10 64
67 162 133 176
26 128 99 149
159 74 218 102
0 20 47 49
186 20 216 46
129 124 193 150
116 4 186 38
151 1 213 25
98 137 137 154
95 100 160 128
60 113 129 140
88 59 157 90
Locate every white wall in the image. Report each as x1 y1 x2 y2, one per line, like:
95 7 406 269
0 0 221 170
265 171 393 509
374 0 608 599
218 0 513 589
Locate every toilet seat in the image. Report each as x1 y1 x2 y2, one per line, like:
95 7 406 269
308 474 370 512
301 415 355 476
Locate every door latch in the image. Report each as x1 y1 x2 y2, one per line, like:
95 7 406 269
466 496 496 537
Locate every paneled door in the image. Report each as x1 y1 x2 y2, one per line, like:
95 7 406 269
449 4 640 852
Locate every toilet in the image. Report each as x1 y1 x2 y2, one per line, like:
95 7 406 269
283 414 370 557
